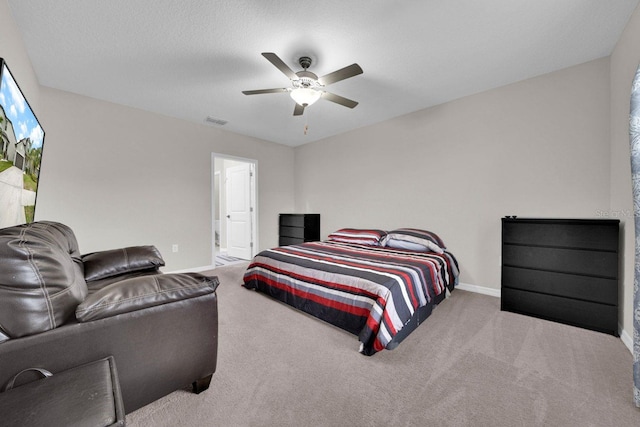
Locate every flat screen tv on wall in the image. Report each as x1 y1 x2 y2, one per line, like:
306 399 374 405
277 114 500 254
0 58 45 228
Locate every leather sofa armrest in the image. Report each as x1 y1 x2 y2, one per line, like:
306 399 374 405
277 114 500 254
82 246 165 282
76 273 219 322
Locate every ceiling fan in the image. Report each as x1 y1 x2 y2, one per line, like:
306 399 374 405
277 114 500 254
242 52 363 116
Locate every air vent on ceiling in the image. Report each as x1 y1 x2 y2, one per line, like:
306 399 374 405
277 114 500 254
205 116 228 126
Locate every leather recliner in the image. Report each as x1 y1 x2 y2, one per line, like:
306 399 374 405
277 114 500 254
0 221 219 413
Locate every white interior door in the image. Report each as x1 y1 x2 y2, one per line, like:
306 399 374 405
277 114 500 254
225 163 252 260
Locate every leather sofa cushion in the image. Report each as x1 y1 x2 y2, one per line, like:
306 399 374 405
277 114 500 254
85 269 162 294
83 246 165 282
76 273 219 322
0 221 88 338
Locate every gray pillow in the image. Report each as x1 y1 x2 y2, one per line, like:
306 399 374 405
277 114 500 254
382 228 445 254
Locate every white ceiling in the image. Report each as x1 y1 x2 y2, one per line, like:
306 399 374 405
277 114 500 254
8 0 639 147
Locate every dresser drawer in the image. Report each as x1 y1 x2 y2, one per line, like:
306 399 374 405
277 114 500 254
279 225 304 239
502 220 618 251
501 287 618 336
279 236 304 246
502 245 618 278
280 215 305 227
502 266 618 305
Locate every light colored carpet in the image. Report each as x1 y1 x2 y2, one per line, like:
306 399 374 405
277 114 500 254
127 262 639 426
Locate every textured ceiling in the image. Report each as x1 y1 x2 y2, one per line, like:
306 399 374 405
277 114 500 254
8 0 639 147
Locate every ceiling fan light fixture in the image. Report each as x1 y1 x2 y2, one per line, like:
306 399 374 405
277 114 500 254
290 88 321 107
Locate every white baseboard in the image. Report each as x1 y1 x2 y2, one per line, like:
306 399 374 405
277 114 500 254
620 327 633 354
164 264 216 274
457 282 501 298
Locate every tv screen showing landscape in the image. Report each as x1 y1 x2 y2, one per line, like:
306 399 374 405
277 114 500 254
0 58 45 228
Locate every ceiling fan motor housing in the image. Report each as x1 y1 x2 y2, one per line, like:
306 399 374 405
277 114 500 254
295 57 321 88
298 56 312 70
294 71 321 89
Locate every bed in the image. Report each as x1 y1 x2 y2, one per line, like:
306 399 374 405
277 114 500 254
243 228 459 355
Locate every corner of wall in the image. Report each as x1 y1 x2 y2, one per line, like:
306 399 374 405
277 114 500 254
0 0 41 110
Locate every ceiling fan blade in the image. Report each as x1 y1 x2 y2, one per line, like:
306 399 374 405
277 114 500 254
293 103 305 116
242 88 289 95
318 63 363 86
321 91 358 109
262 52 298 80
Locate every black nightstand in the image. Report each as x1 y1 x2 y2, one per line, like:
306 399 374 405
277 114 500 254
279 214 320 246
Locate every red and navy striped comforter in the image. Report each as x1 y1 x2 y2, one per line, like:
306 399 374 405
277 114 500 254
243 241 459 354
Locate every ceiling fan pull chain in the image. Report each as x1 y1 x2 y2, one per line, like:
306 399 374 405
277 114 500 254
304 108 311 135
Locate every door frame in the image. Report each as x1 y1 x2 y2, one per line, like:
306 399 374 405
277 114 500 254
211 152 258 267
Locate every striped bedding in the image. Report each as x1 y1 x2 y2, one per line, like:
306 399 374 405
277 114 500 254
243 241 459 355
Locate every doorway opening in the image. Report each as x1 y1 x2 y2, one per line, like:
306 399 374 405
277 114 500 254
212 153 257 267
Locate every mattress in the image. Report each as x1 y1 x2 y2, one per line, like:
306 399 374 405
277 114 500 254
243 240 459 355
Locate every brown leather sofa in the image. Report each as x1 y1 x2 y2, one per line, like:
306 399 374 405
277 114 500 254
0 221 219 413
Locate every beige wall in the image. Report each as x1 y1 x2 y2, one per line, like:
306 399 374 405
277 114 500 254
610 4 640 340
35 87 294 269
295 57 611 292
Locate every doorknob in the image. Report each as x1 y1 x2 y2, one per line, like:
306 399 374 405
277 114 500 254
226 215 231 219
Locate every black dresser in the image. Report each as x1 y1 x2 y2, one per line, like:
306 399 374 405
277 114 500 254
501 217 619 336
279 214 320 246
